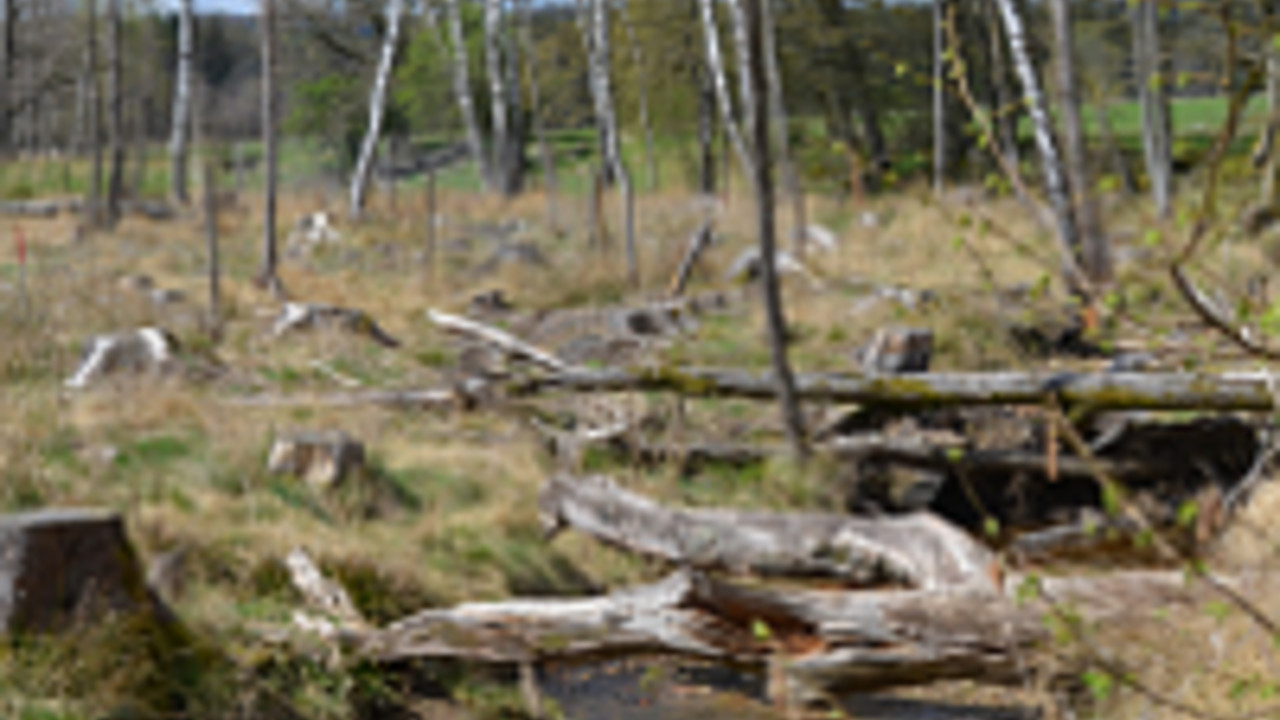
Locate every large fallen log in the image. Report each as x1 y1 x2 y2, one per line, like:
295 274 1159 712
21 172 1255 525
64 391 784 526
517 367 1279 412
352 567 1204 695
538 474 999 591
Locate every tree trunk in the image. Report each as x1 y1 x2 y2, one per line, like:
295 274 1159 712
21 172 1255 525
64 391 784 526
584 0 637 287
1133 0 1172 217
726 0 754 145
1049 0 1109 285
520 366 1280 413
985 0 1019 170
622 2 656 190
760 0 804 255
933 0 947 194
169 0 193 204
3 0 14 151
696 19 716 197
445 0 491 191
258 0 282 296
697 0 752 178
204 157 220 337
742 0 806 459
105 0 123 227
520 0 557 229
84 0 102 229
994 0 1083 292
349 0 405 220
484 0 512 196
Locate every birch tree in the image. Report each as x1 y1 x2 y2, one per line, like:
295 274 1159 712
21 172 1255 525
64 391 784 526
349 0 405 220
169 0 193 204
445 0 491 191
742 0 805 459
1049 0 1109 283
484 0 523 196
994 0 1084 290
258 0 283 297
698 0 751 177
105 0 123 226
1136 0 1172 219
583 0 637 287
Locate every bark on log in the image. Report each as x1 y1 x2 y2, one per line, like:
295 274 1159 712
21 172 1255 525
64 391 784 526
518 367 1280 412
351 567 1202 694
538 474 998 591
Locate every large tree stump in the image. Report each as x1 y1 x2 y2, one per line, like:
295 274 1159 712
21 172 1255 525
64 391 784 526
0 509 153 633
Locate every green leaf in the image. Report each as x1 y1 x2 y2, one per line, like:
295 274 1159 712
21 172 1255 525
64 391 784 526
1082 669 1114 701
751 618 773 642
1101 483 1122 516
1015 573 1042 604
1177 500 1199 528
944 446 965 463
1142 228 1163 247
983 517 1001 540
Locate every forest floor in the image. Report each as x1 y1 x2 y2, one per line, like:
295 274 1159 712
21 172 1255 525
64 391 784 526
0 157 1279 720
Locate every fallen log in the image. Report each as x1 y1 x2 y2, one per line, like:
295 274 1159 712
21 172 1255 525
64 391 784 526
538 474 999 591
516 367 1279 412
222 386 476 411
352 567 1203 695
428 308 575 372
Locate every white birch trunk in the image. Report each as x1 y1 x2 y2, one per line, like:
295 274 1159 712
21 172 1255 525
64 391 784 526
445 0 491 191
1132 0 1171 217
169 0 192 204
484 0 510 195
994 0 1083 290
349 0 404 220
698 0 752 178
726 0 754 145
584 0 637 287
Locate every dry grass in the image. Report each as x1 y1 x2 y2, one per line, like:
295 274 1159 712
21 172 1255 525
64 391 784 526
0 173 1278 719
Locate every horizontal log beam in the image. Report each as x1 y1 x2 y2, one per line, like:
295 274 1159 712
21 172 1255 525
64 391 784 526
517 367 1277 412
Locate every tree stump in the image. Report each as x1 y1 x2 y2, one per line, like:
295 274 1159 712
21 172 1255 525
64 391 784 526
64 327 182 389
0 509 153 633
267 431 368 491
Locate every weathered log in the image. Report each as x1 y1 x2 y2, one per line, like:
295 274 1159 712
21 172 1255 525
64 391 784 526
272 302 401 348
518 367 1279 412
538 474 998 591
222 386 478 411
352 567 1201 695
428 308 573 372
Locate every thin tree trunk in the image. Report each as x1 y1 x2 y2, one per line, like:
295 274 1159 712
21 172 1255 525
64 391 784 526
349 0 405 220
3 0 14 151
742 0 806 459
169 0 193 204
933 0 947 194
1133 0 1172 217
258 0 282 296
696 15 716 197
1049 0 1109 284
501 0 525 195
622 1 656 190
204 157 220 338
105 0 123 227
726 0 754 144
484 0 512 196
585 0 637 287
760 0 804 255
985 0 1019 172
993 0 1083 292
520 0 558 229
84 0 102 229
445 0 491 191
697 0 752 178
